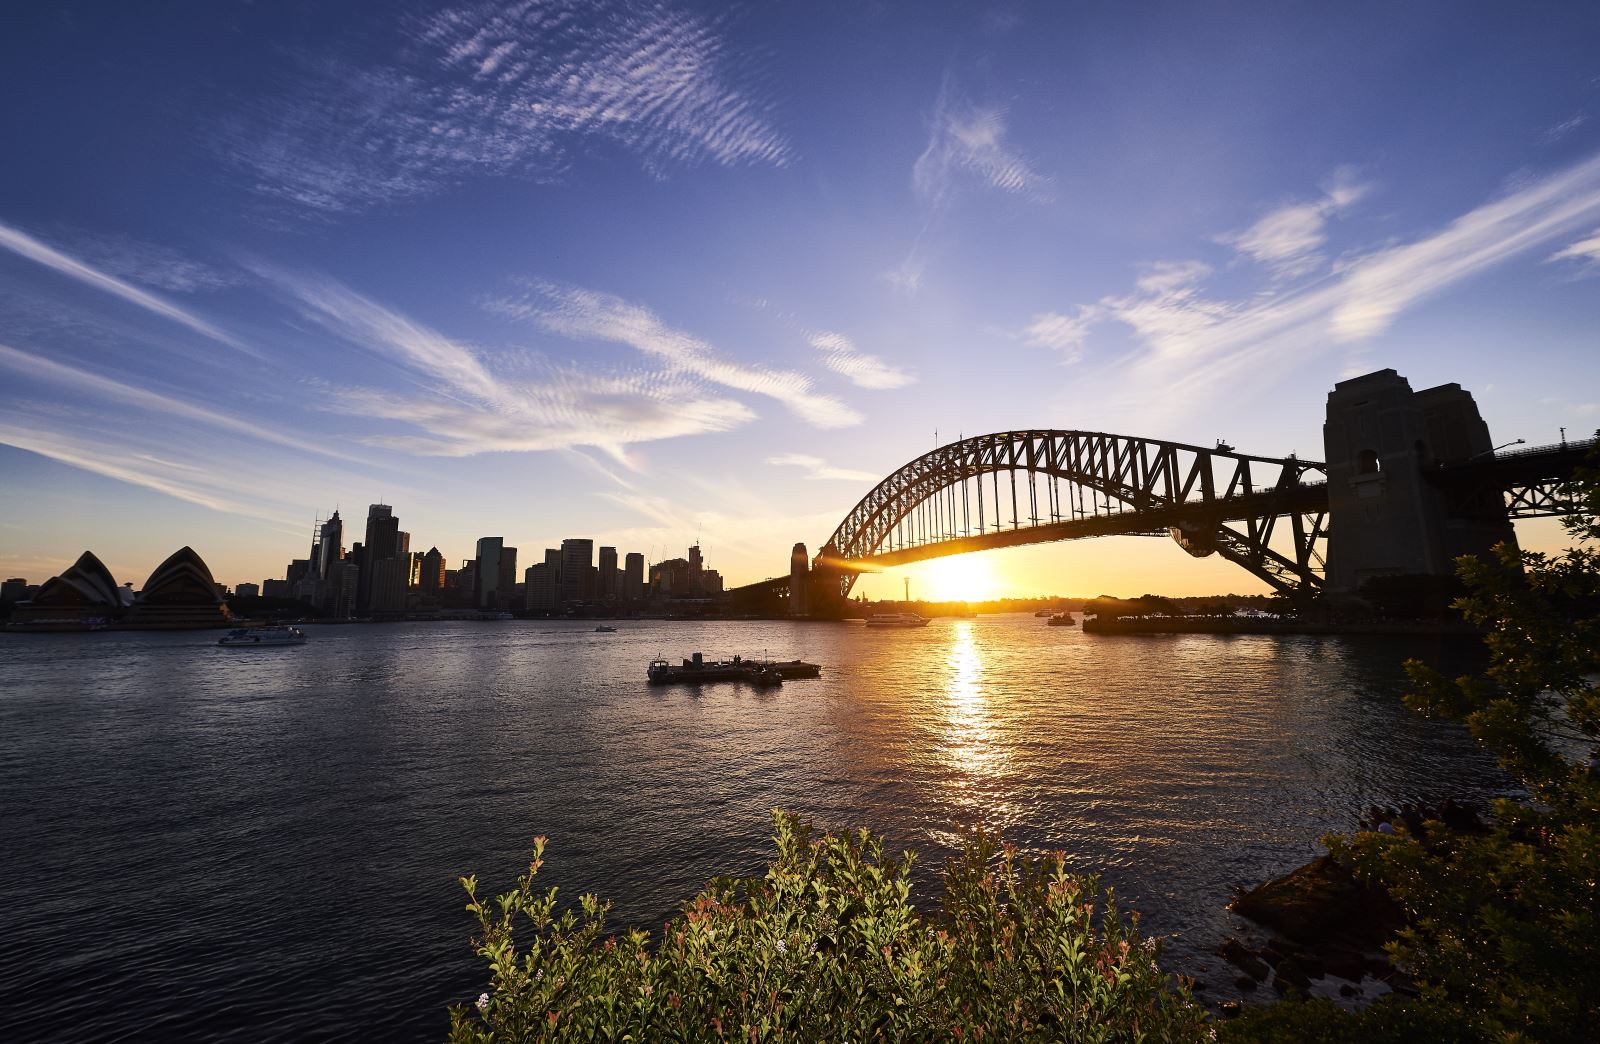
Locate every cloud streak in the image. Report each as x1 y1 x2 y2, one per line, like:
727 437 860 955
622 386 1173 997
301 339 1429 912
0 221 256 356
765 452 877 482
228 0 791 214
1030 152 1600 415
913 81 1047 207
808 332 914 389
495 282 862 428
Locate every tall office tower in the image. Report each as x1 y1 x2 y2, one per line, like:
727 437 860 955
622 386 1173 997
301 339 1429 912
329 561 360 619
420 547 446 592
285 558 311 587
368 557 409 613
598 546 618 604
315 510 343 579
623 552 644 604
498 546 519 606
358 504 400 612
475 537 504 609
525 563 558 611
398 530 411 556
688 543 704 586
559 538 593 607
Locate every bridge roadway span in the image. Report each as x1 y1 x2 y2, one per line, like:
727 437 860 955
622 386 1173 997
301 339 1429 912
736 430 1592 603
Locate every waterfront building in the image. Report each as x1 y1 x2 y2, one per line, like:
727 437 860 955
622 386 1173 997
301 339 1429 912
9 551 129 626
1 577 27 602
367 557 409 615
650 543 726 603
123 547 231 629
623 552 644 604
285 558 310 588
315 510 343 579
420 547 445 593
524 562 558 612
235 582 260 600
329 561 359 619
475 537 504 609
497 546 519 607
358 504 400 612
789 543 810 616
261 579 291 600
598 546 618 604
559 538 593 607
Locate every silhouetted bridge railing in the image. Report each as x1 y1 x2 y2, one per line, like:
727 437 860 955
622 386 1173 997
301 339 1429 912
732 430 1593 605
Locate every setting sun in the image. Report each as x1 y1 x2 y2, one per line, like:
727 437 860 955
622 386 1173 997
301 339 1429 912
898 554 1003 602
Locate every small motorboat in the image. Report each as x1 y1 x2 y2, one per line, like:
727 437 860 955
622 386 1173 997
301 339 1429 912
594 625 617 633
218 625 307 647
746 665 784 688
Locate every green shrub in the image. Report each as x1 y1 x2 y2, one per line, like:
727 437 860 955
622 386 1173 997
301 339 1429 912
449 812 1209 1041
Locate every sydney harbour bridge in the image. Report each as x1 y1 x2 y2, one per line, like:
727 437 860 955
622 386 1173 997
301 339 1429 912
732 369 1592 615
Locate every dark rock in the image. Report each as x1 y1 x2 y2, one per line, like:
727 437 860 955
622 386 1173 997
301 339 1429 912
1234 975 1258 993
1216 937 1270 980
1230 854 1401 947
1220 1000 1242 1019
1339 984 1357 998
1323 946 1368 982
1274 957 1313 993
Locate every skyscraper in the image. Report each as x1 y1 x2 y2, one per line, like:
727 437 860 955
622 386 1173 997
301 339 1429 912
498 546 519 608
315 510 343 579
358 504 400 612
475 537 504 609
559 539 593 607
598 546 618 605
623 552 644 604
420 547 445 593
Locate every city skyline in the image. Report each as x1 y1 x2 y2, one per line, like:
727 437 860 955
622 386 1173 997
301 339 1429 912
3 2 1600 598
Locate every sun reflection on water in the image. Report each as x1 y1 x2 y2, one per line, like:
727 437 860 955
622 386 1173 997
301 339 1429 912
937 621 1014 823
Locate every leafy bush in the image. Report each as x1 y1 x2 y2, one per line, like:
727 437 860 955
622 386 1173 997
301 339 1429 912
449 812 1208 1041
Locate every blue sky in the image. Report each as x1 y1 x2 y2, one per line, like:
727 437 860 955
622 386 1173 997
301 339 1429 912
2 0 1599 597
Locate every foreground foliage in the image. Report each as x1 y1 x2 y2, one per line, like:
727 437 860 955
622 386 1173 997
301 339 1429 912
449 813 1207 1041
1228 448 1600 1043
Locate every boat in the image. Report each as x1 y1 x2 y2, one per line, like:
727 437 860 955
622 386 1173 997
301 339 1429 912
1046 612 1077 627
594 625 617 633
1034 610 1054 618
218 625 306 647
647 652 822 686
865 612 929 628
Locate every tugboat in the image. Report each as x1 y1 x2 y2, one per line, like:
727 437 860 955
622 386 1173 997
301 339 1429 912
1046 612 1077 627
865 612 929 628
218 625 307 647
647 652 821 686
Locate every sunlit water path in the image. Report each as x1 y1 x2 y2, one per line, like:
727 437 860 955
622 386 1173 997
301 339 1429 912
0 617 1505 1040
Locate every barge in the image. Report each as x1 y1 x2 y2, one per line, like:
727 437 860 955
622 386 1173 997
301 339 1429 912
647 652 822 686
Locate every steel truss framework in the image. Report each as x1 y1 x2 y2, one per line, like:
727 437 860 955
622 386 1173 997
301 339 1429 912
817 430 1331 598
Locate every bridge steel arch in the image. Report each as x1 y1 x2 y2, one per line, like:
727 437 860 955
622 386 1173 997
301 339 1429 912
815 430 1331 600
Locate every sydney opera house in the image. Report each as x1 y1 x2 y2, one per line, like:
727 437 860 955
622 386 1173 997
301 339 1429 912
8 547 232 630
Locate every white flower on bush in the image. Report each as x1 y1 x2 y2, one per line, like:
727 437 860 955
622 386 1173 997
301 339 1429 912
476 993 489 1012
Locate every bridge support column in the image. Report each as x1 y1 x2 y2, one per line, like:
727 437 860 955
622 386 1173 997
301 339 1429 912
1323 369 1515 594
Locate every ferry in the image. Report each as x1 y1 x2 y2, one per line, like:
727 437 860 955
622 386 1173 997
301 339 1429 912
865 612 929 628
647 652 821 686
1046 612 1077 627
218 625 307 647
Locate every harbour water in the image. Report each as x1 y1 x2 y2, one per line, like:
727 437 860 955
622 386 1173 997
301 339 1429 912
0 616 1506 1040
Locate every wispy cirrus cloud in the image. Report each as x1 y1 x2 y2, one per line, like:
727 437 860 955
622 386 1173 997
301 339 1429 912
765 452 877 483
0 221 256 356
227 0 791 214
1219 174 1369 279
260 268 757 462
493 282 862 428
808 332 914 389
912 80 1048 207
1026 152 1600 416
1548 228 1600 267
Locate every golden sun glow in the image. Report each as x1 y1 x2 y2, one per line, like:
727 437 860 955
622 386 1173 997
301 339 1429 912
901 554 1003 602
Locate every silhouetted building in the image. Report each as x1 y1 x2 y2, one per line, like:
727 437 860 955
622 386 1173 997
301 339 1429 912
316 511 344 579
598 546 618 604
498 546 519 607
559 538 593 607
525 561 559 612
286 558 311 588
623 553 644 604
398 530 410 555
262 579 291 600
329 561 359 619
1 577 28 603
235 582 260 599
789 543 810 616
123 547 231 629
475 537 505 609
368 557 409 614
358 504 400 612
419 547 445 593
